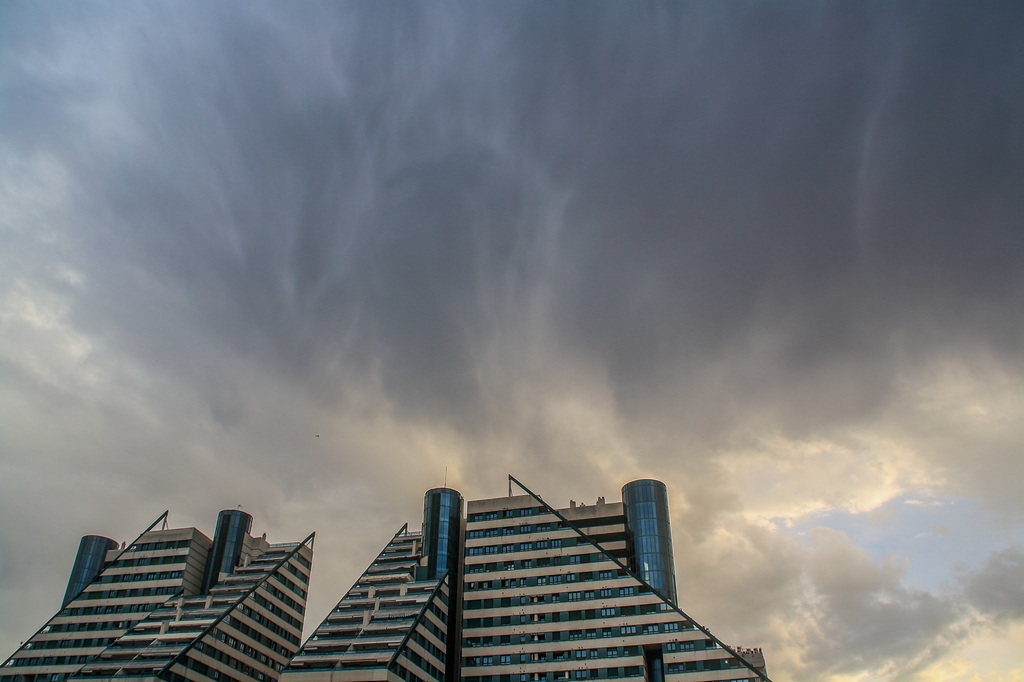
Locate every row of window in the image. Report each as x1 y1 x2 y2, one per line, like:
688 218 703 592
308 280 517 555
468 507 544 522
391 659 439 682
467 523 565 540
132 539 194 552
464 617 691 636
60 599 169 617
107 554 184 569
465 665 645 681
263 582 304 616
43 620 131 635
463 668 753 682
77 585 180 600
463 640 706 666
251 589 302 630
393 643 444 682
96 570 184 584
409 628 445 664
222 611 293 659
280 558 311 586
465 563 620 583
19 638 113 651
467 646 643 666
467 553 600 570
466 585 635 610
665 659 746 674
6 654 90 668
270 567 309 600
177 651 244 682
232 601 300 648
204 628 275 668
467 539 576 555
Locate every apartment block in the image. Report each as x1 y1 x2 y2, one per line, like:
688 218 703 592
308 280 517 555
1 510 314 682
281 488 463 682
3 478 768 682
460 478 767 682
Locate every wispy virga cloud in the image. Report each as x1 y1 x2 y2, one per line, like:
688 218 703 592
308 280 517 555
1 2 1022 680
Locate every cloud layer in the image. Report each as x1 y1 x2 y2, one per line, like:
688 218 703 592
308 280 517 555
2 3 1022 680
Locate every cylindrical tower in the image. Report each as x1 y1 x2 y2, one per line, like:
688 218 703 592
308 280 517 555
622 479 677 605
202 509 253 593
422 487 464 682
63 535 119 607
421 487 463 580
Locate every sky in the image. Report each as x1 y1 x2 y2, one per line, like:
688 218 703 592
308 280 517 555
1 2 1022 680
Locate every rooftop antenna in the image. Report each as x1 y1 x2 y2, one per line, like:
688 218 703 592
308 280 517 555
444 467 447 488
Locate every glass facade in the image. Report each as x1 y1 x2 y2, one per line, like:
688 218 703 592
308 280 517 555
621 479 677 605
62 535 119 607
202 509 253 593
422 487 463 580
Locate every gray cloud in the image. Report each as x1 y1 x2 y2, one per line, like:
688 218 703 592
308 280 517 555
962 546 1024 624
1 2 1022 679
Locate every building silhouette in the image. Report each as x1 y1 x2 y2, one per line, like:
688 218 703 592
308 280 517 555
283 477 768 682
3 477 768 682
1 510 314 682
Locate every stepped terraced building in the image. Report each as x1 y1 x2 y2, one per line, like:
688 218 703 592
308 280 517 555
3 477 769 682
1 510 314 682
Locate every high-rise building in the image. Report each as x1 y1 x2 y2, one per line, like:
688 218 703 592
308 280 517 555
284 477 769 682
4 478 768 682
281 488 464 682
459 478 767 682
1 510 314 682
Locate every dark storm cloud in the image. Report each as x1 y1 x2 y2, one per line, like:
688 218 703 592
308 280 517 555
6 2 1020 447
2 2 1023 678
553 3 1024 437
